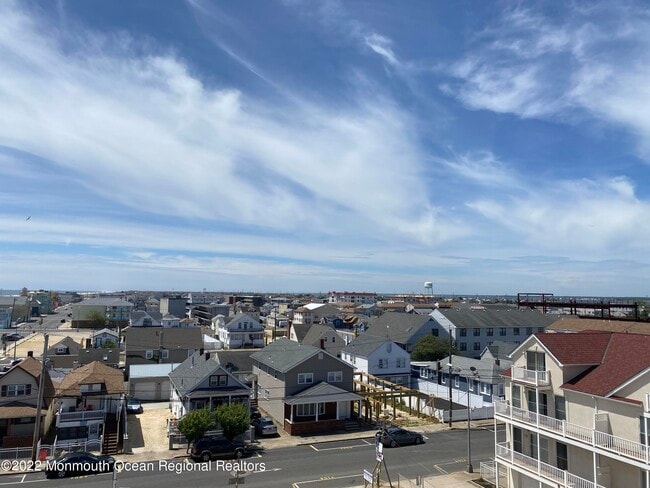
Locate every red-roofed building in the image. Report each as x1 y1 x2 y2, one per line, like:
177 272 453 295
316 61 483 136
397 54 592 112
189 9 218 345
494 331 650 488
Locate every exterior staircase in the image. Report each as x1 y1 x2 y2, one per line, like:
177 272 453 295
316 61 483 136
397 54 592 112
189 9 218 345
102 414 119 455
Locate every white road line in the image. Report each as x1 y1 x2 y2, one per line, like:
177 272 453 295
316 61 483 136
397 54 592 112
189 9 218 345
433 464 447 474
308 443 371 452
293 474 360 486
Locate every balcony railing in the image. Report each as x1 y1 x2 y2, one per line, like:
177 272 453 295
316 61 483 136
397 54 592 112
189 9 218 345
511 366 550 387
57 409 106 423
495 399 649 465
496 442 605 488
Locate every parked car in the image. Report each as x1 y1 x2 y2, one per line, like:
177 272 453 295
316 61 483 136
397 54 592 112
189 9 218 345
4 333 23 342
190 437 248 462
126 398 143 414
2 358 24 372
252 416 277 436
375 427 423 448
45 451 115 479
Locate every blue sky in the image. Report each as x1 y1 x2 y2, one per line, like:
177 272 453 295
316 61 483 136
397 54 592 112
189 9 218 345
1 0 649 296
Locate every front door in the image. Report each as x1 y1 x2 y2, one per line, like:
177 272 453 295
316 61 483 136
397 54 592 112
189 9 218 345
88 423 100 439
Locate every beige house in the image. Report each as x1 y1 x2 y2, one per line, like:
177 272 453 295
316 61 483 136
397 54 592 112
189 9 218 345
494 331 650 488
0 356 55 448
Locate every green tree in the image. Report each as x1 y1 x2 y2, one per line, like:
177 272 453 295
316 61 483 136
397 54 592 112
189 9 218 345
214 403 251 441
86 310 107 328
177 408 216 452
410 335 457 361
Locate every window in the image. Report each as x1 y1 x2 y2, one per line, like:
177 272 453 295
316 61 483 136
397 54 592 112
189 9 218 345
555 396 566 421
538 327 545 333
296 403 325 416
459 328 467 337
513 327 520 336
526 327 533 335
473 328 481 336
539 437 549 463
469 379 474 391
556 442 568 470
454 376 459 387
480 382 490 395
210 375 228 387
459 342 467 351
530 435 538 459
161 349 169 359
431 329 438 337
396 358 406 368
526 351 546 371
499 328 506 336
327 371 342 383
640 417 648 446
528 390 548 416
145 350 153 360
419 367 428 378
298 373 313 384
378 359 388 369
486 328 493 336
512 385 521 408
1 384 31 397
386 342 392 353
513 427 523 453
473 342 481 351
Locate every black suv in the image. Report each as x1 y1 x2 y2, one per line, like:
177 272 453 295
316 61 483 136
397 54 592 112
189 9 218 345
190 437 248 462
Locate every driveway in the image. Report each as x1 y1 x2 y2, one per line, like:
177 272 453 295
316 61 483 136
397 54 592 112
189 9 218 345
126 402 175 461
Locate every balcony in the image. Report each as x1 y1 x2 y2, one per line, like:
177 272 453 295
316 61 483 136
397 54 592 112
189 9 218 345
56 409 106 426
495 399 649 465
496 442 604 488
511 366 550 387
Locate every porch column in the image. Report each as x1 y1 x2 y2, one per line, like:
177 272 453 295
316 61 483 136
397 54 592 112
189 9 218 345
315 403 319 422
290 404 294 423
336 401 340 420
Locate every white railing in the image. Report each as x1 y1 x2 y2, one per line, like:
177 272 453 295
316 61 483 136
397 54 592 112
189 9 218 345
0 444 54 461
645 392 650 413
52 437 101 453
495 399 649 465
57 409 106 423
496 442 604 488
511 366 550 386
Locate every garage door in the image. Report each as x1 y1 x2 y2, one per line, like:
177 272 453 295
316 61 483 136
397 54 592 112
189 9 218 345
131 379 169 401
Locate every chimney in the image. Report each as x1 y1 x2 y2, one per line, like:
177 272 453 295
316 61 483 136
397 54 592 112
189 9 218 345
205 352 210 360
320 339 325 350
495 358 500 366
27 351 33 358
199 348 204 356
85 338 92 348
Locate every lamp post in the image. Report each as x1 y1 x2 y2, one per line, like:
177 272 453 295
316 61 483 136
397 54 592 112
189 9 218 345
447 324 455 428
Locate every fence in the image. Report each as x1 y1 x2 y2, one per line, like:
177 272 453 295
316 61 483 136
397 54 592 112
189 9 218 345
395 473 438 488
0 443 55 460
52 438 102 454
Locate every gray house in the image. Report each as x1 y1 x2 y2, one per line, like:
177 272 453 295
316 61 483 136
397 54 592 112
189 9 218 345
169 350 251 419
365 312 439 353
430 305 556 358
123 327 203 374
251 338 362 435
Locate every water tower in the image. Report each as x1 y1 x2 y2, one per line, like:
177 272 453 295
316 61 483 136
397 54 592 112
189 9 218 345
424 282 433 303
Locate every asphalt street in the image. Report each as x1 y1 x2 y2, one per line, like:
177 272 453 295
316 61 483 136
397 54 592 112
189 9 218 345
0 427 504 487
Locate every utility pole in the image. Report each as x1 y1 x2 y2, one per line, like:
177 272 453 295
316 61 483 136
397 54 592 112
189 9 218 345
448 326 453 428
31 334 49 465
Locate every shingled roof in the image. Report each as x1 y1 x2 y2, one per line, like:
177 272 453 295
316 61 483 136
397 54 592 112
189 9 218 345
251 338 337 373
56 361 125 397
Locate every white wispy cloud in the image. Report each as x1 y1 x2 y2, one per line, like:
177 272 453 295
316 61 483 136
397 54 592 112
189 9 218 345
0 1 458 248
444 2 650 159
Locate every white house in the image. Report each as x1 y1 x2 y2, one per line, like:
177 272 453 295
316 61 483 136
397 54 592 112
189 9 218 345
161 314 181 328
217 313 264 349
494 331 650 488
341 334 410 384
91 328 119 348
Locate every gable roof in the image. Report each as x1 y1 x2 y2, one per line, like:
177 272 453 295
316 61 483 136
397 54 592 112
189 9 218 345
56 361 125 396
436 307 556 329
169 351 246 397
342 334 391 357
123 326 203 349
251 338 340 373
366 312 435 344
213 350 255 375
535 331 612 365
291 323 311 342
558 332 650 397
301 324 336 347
48 336 82 355
224 313 259 327
481 341 519 360
91 328 119 338
78 297 133 307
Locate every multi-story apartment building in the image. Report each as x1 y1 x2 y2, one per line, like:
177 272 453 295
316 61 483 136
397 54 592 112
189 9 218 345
494 331 650 488
159 296 187 319
328 291 377 304
71 297 134 328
